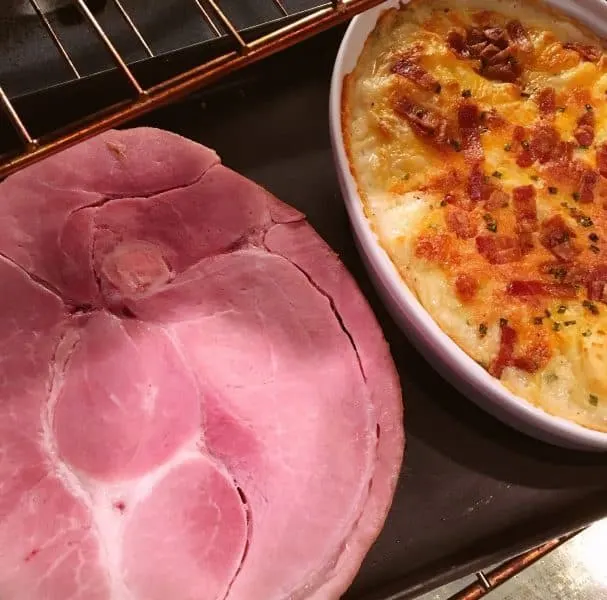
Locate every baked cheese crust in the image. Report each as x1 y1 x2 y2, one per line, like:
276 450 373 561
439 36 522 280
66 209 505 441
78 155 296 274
343 0 607 431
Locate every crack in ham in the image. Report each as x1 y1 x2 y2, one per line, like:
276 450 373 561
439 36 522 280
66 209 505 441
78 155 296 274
0 128 404 600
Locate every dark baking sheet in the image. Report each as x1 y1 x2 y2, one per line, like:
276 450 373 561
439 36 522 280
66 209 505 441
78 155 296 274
5 21 607 600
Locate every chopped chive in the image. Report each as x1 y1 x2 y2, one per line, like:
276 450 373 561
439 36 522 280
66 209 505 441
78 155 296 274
564 320 577 326
590 244 600 254
449 139 462 152
552 322 561 331
589 394 599 406
500 317 509 327
557 106 566 113
578 215 593 227
544 309 552 318
545 372 559 383
520 91 531 98
579 145 590 150
589 232 599 242
560 201 569 208
461 89 472 98
533 316 544 325
586 103 593 111
572 192 580 201
530 175 539 181
403 172 411 180
522 140 530 150
504 143 512 151
550 266 567 280
583 300 600 315
582 329 592 337
557 305 567 314
483 213 498 232
440 200 447 207
548 186 558 194
479 323 488 337
492 171 503 178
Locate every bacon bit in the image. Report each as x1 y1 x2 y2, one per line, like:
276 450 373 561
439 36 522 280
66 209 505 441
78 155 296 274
579 169 598 203
597 144 607 178
448 25 521 82
447 29 468 57
392 58 442 93
442 191 472 211
516 150 534 168
530 123 560 164
512 126 527 143
552 140 575 164
394 97 451 146
587 265 607 303
476 235 522 264
455 273 479 301
539 215 581 261
489 322 517 378
518 231 535 254
513 342 551 373
537 87 556 118
542 141 578 182
468 163 485 203
482 59 521 83
563 42 602 62
574 111 595 147
506 20 532 51
458 102 483 162
513 185 538 233
513 185 537 252
588 280 607 303
485 188 509 210
446 206 478 239
415 233 451 262
506 280 578 298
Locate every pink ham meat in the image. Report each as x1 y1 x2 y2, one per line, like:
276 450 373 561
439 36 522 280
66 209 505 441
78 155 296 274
0 127 404 600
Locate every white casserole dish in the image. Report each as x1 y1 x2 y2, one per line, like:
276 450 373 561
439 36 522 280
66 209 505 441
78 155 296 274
329 0 607 451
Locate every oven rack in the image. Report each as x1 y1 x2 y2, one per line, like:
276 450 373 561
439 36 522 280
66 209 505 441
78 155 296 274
0 0 383 177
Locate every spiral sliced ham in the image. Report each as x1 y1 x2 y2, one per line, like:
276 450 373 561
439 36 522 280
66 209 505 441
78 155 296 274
0 128 404 600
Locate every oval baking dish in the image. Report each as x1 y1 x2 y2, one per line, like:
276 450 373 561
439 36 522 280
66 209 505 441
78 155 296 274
330 0 607 451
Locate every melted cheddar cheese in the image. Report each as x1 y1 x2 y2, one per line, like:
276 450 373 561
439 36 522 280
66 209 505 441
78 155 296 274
343 0 607 431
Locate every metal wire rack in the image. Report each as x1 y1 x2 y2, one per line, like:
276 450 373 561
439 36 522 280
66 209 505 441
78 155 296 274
0 0 384 178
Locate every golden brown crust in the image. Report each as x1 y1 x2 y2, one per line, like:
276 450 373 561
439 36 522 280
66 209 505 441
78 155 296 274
342 0 607 431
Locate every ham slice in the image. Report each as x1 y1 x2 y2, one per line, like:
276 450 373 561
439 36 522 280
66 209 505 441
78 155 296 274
0 128 404 600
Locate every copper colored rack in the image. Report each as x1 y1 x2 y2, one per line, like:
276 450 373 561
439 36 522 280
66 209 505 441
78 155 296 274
0 0 384 178
444 528 582 600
